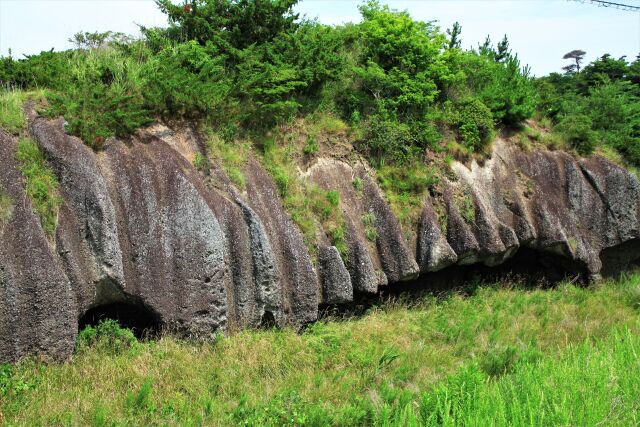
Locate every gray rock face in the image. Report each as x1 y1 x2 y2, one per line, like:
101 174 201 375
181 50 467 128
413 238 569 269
2 120 639 362
0 130 76 361
318 245 352 304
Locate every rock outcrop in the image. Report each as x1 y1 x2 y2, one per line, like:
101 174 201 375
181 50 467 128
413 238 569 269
1 115 639 362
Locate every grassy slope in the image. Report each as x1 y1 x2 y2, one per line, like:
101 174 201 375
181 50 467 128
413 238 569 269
1 274 639 426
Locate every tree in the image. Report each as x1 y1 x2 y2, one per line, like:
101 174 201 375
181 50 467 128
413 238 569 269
151 0 300 51
69 31 129 50
495 35 510 62
478 35 492 56
447 22 462 49
563 49 586 74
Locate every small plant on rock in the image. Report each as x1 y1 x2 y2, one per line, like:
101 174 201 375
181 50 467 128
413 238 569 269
362 211 378 242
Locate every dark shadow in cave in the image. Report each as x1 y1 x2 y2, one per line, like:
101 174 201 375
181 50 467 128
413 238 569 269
318 247 589 320
78 301 162 339
260 310 277 329
599 239 640 279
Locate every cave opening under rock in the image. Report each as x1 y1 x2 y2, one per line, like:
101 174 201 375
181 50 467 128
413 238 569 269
599 239 640 279
319 247 590 318
399 246 590 295
78 301 161 339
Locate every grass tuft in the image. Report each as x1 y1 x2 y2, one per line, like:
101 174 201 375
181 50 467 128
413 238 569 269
261 137 348 259
0 88 26 134
0 189 13 223
204 129 248 190
377 161 439 231
15 137 61 235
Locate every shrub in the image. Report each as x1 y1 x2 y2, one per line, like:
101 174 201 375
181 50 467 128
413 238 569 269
377 161 439 228
303 136 319 155
193 152 210 174
45 48 153 148
465 53 536 127
76 319 137 354
15 138 61 235
450 99 494 152
143 41 234 119
456 193 476 224
352 177 364 193
361 118 419 164
555 114 597 155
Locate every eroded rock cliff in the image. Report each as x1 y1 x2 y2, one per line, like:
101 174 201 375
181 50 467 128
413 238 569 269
1 115 639 362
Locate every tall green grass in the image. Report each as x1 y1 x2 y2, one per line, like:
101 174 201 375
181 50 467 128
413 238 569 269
261 134 348 259
0 88 26 134
0 189 12 223
1 274 639 425
15 137 61 235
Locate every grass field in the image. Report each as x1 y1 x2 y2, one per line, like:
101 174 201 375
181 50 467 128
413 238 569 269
1 273 640 426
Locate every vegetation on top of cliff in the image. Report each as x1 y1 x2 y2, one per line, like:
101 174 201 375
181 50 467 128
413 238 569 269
536 52 640 166
0 0 638 232
0 1 533 155
1 273 640 425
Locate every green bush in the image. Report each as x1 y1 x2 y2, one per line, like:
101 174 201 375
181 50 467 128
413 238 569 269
361 117 418 164
45 48 153 148
555 114 597 155
448 99 494 152
362 211 378 242
377 161 439 228
193 152 210 174
303 136 319 155
15 138 61 235
143 41 234 119
76 319 137 354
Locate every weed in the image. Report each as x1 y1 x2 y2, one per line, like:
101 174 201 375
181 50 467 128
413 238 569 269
352 176 363 193
261 136 348 260
516 133 533 151
377 161 439 231
204 128 247 189
0 88 26 134
15 138 61 235
193 152 210 174
129 378 153 412
455 191 476 224
76 319 138 354
540 131 566 151
303 136 319 155
3 273 640 425
436 205 448 235
362 211 378 242
0 189 13 223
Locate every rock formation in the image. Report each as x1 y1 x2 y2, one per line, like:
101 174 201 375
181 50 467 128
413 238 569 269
1 115 639 362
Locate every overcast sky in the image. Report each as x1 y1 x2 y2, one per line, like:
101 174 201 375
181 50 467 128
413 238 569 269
0 0 638 76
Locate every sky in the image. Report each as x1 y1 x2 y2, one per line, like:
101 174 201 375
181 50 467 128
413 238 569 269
0 0 638 76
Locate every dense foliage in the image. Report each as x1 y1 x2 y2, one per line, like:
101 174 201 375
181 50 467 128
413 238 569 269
0 0 534 159
536 53 640 165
